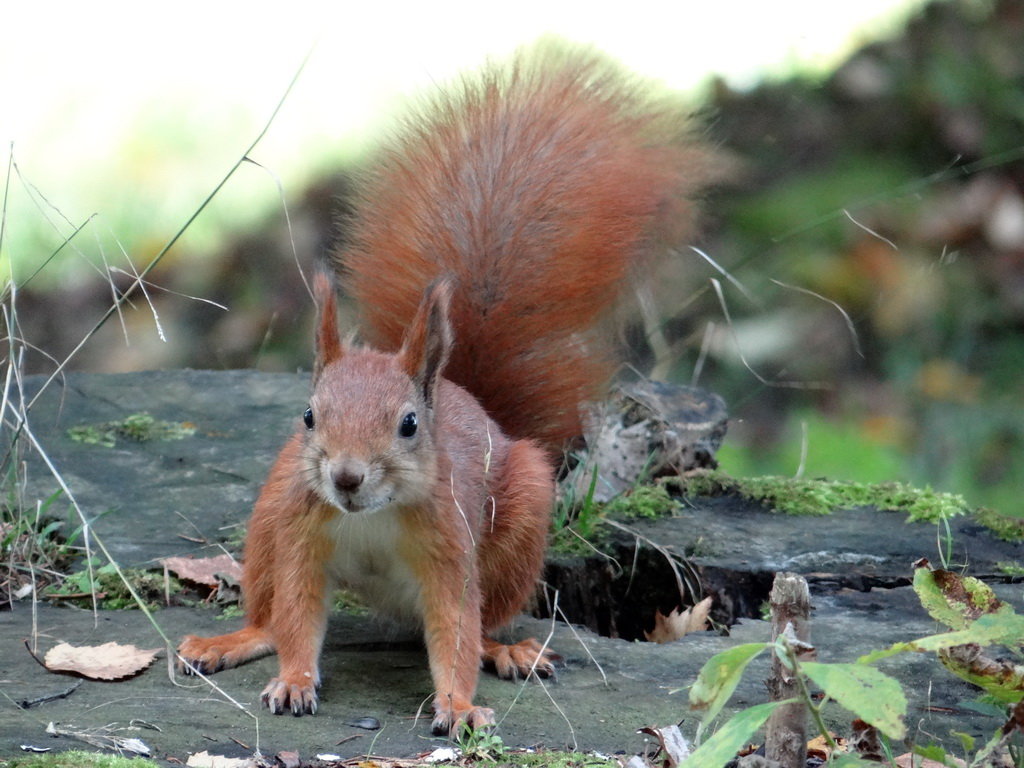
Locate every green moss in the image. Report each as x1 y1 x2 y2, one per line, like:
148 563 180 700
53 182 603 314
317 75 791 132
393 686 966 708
549 519 610 557
676 471 968 522
551 471 983 554
549 483 679 556
996 562 1024 577
0 750 160 768
45 561 179 610
974 508 1024 543
604 483 680 520
224 522 247 552
493 751 619 767
68 413 195 448
215 604 244 620
332 588 370 616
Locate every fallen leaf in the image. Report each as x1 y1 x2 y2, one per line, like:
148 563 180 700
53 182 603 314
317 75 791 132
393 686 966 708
161 554 242 588
1004 700 1024 735
185 751 257 768
645 597 713 643
847 719 880 760
807 732 847 761
43 641 159 681
638 724 692 766
424 747 460 764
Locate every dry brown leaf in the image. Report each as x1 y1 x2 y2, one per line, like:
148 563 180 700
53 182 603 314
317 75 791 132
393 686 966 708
637 724 691 766
644 596 713 643
806 733 847 761
44 641 159 681
848 719 881 761
161 554 242 588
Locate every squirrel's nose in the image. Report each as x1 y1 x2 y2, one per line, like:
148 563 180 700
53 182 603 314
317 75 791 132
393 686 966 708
332 465 365 494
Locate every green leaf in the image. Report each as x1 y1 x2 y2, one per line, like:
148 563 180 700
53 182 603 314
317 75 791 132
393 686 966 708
688 643 768 727
915 613 1024 652
855 641 919 664
950 732 976 755
859 612 1024 664
959 696 1010 719
939 649 1024 704
686 701 783 768
802 662 907 740
907 745 966 768
913 565 1006 630
828 755 887 768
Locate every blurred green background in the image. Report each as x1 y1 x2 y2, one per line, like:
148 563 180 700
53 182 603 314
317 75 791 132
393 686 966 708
4 0 1023 517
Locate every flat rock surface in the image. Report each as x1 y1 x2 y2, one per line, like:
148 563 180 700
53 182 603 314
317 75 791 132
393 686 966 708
3 370 1022 764
4 590 1018 764
662 495 1022 583
16 370 309 566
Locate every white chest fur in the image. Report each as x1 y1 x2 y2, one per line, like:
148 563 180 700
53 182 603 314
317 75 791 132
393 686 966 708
324 505 423 622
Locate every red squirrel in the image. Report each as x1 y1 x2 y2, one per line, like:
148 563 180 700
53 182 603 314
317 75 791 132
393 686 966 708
176 43 706 736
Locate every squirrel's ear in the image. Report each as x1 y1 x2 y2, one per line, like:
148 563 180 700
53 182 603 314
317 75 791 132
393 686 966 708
399 278 453 408
313 272 343 384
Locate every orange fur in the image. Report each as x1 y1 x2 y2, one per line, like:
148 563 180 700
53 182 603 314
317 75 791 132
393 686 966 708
341 43 708 451
177 42 706 737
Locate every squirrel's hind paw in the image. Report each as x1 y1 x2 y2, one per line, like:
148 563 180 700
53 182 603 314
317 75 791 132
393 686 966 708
482 637 561 681
261 674 320 716
431 700 496 737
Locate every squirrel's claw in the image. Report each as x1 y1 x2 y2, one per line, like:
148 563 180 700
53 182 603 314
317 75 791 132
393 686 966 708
176 635 228 676
483 637 562 681
176 627 274 677
431 701 496 737
261 676 319 716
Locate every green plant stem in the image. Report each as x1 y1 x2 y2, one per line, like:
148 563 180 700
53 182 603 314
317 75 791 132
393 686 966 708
969 727 1013 768
785 640 840 753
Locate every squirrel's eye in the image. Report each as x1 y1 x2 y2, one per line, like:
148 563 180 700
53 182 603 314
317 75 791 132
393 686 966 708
303 407 315 430
399 411 418 438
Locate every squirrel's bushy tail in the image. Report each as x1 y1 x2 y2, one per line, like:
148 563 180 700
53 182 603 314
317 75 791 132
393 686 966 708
337 42 709 451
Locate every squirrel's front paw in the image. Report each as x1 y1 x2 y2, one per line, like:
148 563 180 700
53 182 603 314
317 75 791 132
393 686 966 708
176 627 274 675
431 696 495 737
176 634 231 675
261 674 320 716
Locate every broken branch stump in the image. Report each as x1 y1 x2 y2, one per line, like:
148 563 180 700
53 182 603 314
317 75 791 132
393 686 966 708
765 571 812 768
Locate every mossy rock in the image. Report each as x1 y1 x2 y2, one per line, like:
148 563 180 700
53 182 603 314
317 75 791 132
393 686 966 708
673 471 972 524
67 412 196 448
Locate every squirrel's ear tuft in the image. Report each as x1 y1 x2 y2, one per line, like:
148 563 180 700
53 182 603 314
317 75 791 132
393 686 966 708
313 272 343 384
399 277 453 408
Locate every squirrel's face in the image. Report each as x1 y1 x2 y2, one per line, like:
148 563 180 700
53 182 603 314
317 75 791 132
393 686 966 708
301 349 438 514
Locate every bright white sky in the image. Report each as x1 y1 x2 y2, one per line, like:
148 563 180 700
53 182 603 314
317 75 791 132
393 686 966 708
0 0 925 275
